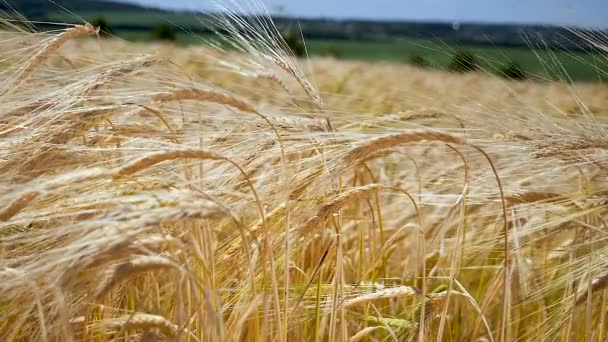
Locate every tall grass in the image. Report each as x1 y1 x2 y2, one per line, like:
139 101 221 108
1 2 608 341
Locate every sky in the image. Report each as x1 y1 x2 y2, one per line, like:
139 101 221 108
119 0 608 29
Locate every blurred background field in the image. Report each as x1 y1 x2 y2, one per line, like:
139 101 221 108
6 0 608 82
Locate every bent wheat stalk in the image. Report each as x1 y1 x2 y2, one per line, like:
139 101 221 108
343 129 464 165
296 184 421 237
150 89 257 113
111 148 283 328
145 88 289 172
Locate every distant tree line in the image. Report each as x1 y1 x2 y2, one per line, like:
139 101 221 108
152 23 177 42
91 16 527 80
90 17 178 42
91 17 112 37
407 49 527 80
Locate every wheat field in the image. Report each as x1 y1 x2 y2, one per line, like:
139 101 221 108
1 10 608 342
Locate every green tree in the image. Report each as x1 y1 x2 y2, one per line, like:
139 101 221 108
499 62 527 80
152 23 176 42
448 50 479 72
408 55 431 68
282 32 305 57
90 17 112 37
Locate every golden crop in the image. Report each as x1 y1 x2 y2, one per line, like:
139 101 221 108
1 14 608 341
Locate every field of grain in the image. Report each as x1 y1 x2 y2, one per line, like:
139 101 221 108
43 9 608 82
1 16 608 342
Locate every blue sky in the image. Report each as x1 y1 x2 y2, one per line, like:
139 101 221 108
119 0 608 28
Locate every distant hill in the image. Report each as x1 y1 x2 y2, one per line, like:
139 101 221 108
270 18 601 51
0 0 605 51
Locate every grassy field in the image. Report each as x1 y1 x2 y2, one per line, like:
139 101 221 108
110 29 608 82
2 13 608 342
303 38 608 81
47 11 608 82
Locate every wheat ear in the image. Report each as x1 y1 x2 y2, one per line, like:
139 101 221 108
297 184 419 235
101 313 180 336
270 56 323 108
113 149 226 177
150 89 257 113
349 326 385 342
576 272 608 306
95 255 179 300
343 129 464 165
342 286 417 308
15 24 97 88
0 192 40 221
505 191 564 205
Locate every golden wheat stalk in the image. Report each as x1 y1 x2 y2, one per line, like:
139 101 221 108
349 326 385 342
94 255 180 299
505 191 564 205
14 23 98 88
98 313 181 337
343 129 464 165
576 272 608 306
150 88 257 113
0 191 40 221
341 286 417 308
113 149 227 177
